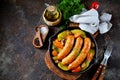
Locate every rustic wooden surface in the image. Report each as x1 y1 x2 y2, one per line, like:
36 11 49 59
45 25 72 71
0 0 120 80
45 51 81 80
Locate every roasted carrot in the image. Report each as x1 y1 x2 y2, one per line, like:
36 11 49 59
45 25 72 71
52 50 58 57
72 66 81 73
53 39 64 49
68 37 91 70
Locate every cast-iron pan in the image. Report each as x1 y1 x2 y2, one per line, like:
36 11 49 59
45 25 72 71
48 27 98 74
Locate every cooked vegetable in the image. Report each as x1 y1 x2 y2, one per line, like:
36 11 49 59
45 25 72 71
52 56 59 63
57 35 75 60
81 49 95 70
87 49 95 61
68 37 91 70
71 29 86 38
52 56 58 61
52 45 62 53
53 39 64 49
91 42 95 48
58 62 69 71
52 50 58 57
57 30 71 40
72 66 81 73
61 36 83 65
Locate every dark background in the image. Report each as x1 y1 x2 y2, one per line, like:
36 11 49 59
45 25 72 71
0 0 120 80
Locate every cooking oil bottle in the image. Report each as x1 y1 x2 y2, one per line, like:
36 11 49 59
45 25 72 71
45 5 60 21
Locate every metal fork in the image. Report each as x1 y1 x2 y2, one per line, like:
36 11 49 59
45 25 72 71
92 44 113 80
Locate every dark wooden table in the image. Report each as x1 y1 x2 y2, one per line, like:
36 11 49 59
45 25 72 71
0 0 120 80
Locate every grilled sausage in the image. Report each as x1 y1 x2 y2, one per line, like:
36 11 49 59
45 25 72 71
68 37 91 69
57 35 75 60
81 49 95 70
61 36 83 65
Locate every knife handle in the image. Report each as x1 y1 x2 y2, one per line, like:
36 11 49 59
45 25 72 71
98 65 106 80
92 64 103 80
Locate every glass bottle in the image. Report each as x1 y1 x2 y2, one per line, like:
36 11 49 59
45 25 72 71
45 5 60 21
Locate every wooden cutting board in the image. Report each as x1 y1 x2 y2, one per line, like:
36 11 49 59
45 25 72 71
44 50 81 80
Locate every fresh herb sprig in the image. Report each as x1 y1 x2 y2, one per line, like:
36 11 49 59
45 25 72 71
57 0 85 29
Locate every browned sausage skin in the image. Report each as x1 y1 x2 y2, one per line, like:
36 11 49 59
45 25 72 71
68 37 91 70
57 35 75 60
61 36 83 65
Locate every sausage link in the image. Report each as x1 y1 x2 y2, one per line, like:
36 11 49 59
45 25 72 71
61 37 83 65
68 37 91 69
81 49 95 70
57 35 75 60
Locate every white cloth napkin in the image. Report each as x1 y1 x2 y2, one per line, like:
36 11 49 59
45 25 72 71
69 9 112 34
